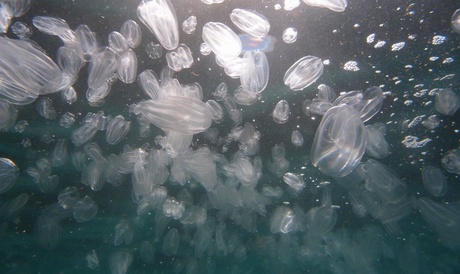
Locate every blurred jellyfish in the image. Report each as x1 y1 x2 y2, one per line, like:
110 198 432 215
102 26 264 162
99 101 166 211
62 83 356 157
239 34 276 53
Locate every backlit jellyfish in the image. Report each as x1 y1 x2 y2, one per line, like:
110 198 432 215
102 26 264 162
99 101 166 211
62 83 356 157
239 33 276 53
452 9 460 34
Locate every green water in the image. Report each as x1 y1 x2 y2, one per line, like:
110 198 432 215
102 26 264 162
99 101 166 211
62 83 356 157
1 0 460 273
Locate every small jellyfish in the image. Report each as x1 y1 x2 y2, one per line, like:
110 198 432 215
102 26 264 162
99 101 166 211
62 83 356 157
291 130 304 147
282 27 297 43
182 15 197 34
272 100 290 124
146 42 163 59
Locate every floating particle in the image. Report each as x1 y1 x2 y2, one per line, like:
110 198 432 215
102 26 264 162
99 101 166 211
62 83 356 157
391 42 405 51
374 40 386 48
366 33 375 44
402 135 431 148
431 35 446 45
343 61 360 71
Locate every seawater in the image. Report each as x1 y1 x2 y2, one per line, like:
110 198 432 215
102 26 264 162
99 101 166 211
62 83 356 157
0 0 460 273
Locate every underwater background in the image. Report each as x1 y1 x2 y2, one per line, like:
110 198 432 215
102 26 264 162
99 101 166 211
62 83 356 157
0 0 460 273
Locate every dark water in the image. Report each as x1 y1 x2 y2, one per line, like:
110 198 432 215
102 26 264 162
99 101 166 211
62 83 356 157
1 0 460 273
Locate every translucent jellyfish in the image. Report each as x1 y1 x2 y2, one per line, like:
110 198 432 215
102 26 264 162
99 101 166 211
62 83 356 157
0 3 13 33
50 139 68 167
284 56 324 91
58 187 80 210
137 0 179 50
183 83 203 100
363 159 407 205
60 86 77 105
365 122 390 159
117 49 138 84
309 99 332 116
120 19 142 48
213 82 228 101
240 51 269 93
108 31 129 53
202 22 242 61
114 219 133 246
333 86 384 122
138 69 161 100
109 250 132 274
0 192 28 220
418 197 460 249
282 27 298 43
166 44 193 72
442 148 460 175
88 48 118 89
311 105 366 177
422 115 440 130
283 172 306 192
0 100 18 131
230 9 270 39
360 87 384 122
73 196 98 222
306 205 337 234
71 124 98 146
435 88 459 115
86 82 111 106
106 115 131 145
422 166 447 197
318 85 336 101
82 160 105 191
163 228 180 256
303 0 348 12
86 250 99 269
163 197 185 219
272 100 290 124
0 158 19 194
182 15 197 34
206 100 224 123
0 37 63 104
200 42 211 55
145 42 163 59
452 9 460 34
284 0 300 11
32 16 75 44
57 46 84 78
223 57 243 78
37 98 57 120
194 225 213 257
11 21 32 39
75 24 98 58
291 130 304 147
233 86 258 106
134 96 212 134
268 143 290 177
4 0 30 18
